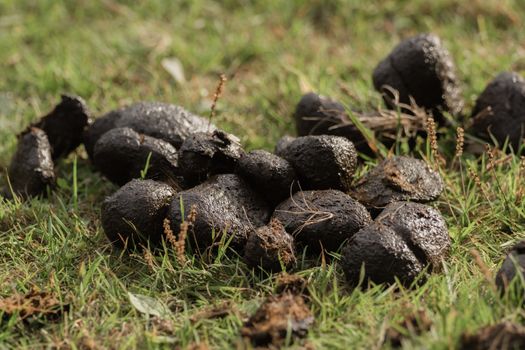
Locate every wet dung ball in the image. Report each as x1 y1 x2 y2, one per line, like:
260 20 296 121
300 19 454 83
93 127 183 187
352 156 443 210
27 94 89 160
168 174 271 252
376 202 450 271
6 128 55 198
236 150 297 205
83 101 214 160
178 130 245 185
281 135 357 191
101 179 176 249
372 33 463 123
341 222 424 286
495 240 525 294
470 72 525 151
273 190 371 253
243 219 297 272
294 92 371 153
241 293 313 347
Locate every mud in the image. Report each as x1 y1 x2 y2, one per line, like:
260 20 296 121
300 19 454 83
274 135 296 157
83 101 214 160
167 174 271 252
241 293 313 347
376 202 450 271
341 222 424 286
236 150 297 205
273 190 371 253
243 219 297 272
26 94 89 160
280 135 358 191
352 156 443 210
93 127 183 187
101 179 176 249
294 92 372 153
470 72 525 151
495 240 525 294
372 33 463 123
178 130 245 185
6 128 55 198
460 321 525 350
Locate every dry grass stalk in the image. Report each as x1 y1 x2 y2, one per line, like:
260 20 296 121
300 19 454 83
209 73 227 129
484 144 496 171
142 247 156 270
455 127 465 159
468 166 490 201
469 248 496 292
174 205 198 265
425 115 446 167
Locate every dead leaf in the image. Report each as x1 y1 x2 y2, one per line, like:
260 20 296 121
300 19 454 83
128 292 171 318
161 57 186 84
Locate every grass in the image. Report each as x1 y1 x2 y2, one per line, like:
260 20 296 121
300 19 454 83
1 0 525 348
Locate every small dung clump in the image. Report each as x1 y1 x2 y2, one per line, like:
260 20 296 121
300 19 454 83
236 150 297 205
274 135 296 157
372 33 463 123
341 201 450 286
470 71 525 151
27 94 89 160
495 240 525 294
168 174 271 252
243 219 297 272
352 156 443 210
93 127 182 187
101 179 176 249
5 128 55 198
376 201 450 271
280 135 358 192
273 190 372 253
241 293 314 347
178 130 245 185
294 92 371 153
83 101 214 160
460 321 525 350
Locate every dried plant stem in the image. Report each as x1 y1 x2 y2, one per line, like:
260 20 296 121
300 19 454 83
209 73 227 130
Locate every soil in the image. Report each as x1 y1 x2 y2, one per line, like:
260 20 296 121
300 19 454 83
167 174 271 252
101 179 176 249
372 33 463 124
83 101 214 160
376 202 450 271
243 218 297 272
241 293 314 347
26 94 89 160
470 71 525 152
352 156 443 211
460 321 525 350
236 150 297 205
280 135 358 192
272 190 372 253
93 127 183 187
5 128 55 198
178 130 245 185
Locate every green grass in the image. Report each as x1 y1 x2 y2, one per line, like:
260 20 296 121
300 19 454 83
1 0 525 348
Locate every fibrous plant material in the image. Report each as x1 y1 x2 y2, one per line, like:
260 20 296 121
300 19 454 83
280 135 358 192
101 179 176 249
372 33 463 124
26 94 89 160
83 101 214 160
168 174 271 252
236 150 297 205
469 71 525 152
352 156 443 210
460 321 525 350
273 190 371 253
495 240 525 294
93 127 183 187
178 130 245 185
341 201 450 286
5 127 55 198
243 218 297 272
241 293 314 347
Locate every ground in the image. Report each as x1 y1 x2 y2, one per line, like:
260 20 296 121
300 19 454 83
1 0 525 349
